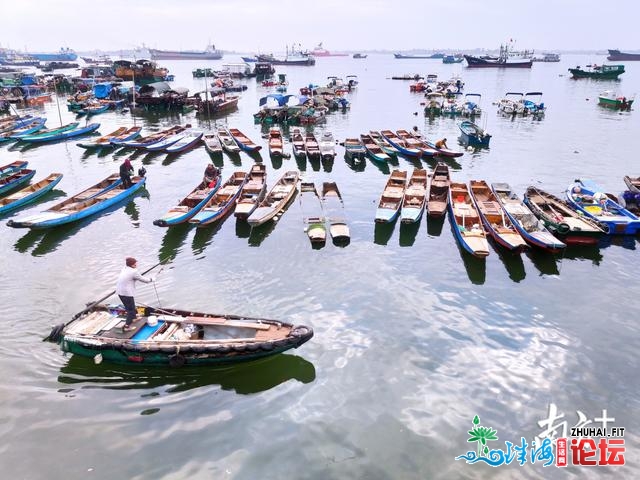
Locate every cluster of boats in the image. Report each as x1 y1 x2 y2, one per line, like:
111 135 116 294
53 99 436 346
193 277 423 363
497 92 546 116
0 114 100 144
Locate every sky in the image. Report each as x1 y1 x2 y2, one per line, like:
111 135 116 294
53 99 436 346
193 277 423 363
2 0 638 54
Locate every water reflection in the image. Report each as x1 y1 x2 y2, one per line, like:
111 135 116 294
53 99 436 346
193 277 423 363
158 223 192 262
235 218 251 238
191 217 229 255
270 153 283 170
526 249 560 276
321 156 334 172
563 244 603 265
450 222 486 284
426 214 446 237
343 154 366 173
294 154 306 172
248 218 279 247
374 221 396 246
368 158 390 175
491 242 526 283
308 155 321 172
398 220 421 247
599 234 637 251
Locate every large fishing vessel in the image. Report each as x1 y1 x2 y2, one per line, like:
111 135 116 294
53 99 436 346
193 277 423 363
149 44 223 60
25 47 77 62
607 49 640 61
464 43 532 68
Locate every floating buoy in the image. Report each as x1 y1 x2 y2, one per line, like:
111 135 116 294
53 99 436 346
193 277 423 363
466 146 474 152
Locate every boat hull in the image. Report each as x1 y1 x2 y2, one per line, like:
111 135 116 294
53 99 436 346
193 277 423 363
0 173 63 214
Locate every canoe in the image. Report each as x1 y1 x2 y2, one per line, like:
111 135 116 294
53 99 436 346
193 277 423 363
202 133 223 155
459 120 491 147
375 170 407 223
76 126 128 149
152 176 221 227
166 130 204 153
369 131 400 156
0 173 63 214
189 171 248 226
523 186 607 245
360 133 391 162
469 179 528 252
0 160 29 177
145 130 189 151
247 170 299 226
290 129 306 158
78 103 109 116
12 122 79 140
20 123 101 143
217 127 241 153
400 168 428 223
427 162 450 217
46 303 313 367
7 173 145 229
0 115 38 133
113 125 185 148
396 129 437 157
235 164 267 219
228 128 262 152
491 183 566 252
304 133 321 160
417 135 464 158
268 127 284 157
565 179 640 235
300 181 326 244
380 130 422 158
321 182 350 245
0 118 46 142
343 138 366 161
0 169 37 197
448 182 490 258
319 132 336 160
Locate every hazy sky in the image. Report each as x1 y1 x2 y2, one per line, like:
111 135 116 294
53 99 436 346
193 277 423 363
2 0 637 53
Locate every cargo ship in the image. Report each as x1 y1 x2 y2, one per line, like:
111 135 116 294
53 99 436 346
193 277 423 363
26 47 77 62
607 49 640 61
149 44 223 60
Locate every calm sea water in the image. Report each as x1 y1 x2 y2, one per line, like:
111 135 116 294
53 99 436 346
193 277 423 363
1 54 639 479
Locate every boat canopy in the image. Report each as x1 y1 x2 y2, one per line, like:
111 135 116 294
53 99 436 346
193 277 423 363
259 94 288 107
93 83 113 99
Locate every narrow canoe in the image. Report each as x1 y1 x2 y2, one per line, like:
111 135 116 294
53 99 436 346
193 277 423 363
396 129 438 157
427 162 450 217
375 170 407 223
0 173 63 214
290 129 306 158
304 133 321 160
145 131 189 151
235 164 267 219
247 170 299 226
20 123 101 143
153 176 221 227
189 171 248 226
268 127 284 157
0 160 29 177
0 118 46 142
400 168 428 223
369 131 400 156
166 130 204 153
217 127 242 153
229 128 262 152
448 182 490 258
202 133 223 155
380 130 422 158
113 125 185 148
76 127 128 149
321 181 350 245
300 181 326 244
12 122 79 140
0 169 37 197
361 133 391 163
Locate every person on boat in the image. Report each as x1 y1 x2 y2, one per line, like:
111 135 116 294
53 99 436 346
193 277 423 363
435 138 449 149
572 186 593 203
119 158 134 189
203 163 219 188
116 257 153 332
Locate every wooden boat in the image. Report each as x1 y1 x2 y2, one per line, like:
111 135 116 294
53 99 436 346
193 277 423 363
321 182 350 245
76 127 128 149
396 129 437 157
145 130 189 151
235 164 267 219
343 138 366 161
189 171 248 226
448 182 490 258
0 115 38 133
0 118 46 142
427 162 450 217
300 181 326 244
380 130 422 158
491 183 566 252
0 160 28 177
166 130 204 153
304 133 321 160
319 132 336 160
459 120 491 147
400 169 428 223
12 121 79 140
568 64 625 79
523 186 607 245
202 132 223 155
113 125 185 148
20 123 101 143
228 128 262 153
598 91 634 111
469 180 528 252
375 170 407 223
0 169 36 196
7 174 146 229
153 176 221 227
46 303 313 367
268 127 284 157
0 173 63 214
417 135 464 158
565 179 640 235
361 133 391 162
77 103 109 116
290 129 306 158
217 127 241 153
624 175 640 193
369 131 399 157
247 170 299 226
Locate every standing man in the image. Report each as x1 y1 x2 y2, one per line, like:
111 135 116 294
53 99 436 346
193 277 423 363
119 158 134 189
116 257 153 331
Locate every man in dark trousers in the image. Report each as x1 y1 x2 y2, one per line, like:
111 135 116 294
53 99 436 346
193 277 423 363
120 158 134 189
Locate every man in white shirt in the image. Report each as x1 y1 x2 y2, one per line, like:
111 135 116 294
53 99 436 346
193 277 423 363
115 257 152 331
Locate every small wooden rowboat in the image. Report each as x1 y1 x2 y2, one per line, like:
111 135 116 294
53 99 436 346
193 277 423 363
202 133 223 155
46 304 313 367
229 128 262 152
165 130 204 153
153 176 221 227
400 168 428 223
375 170 407 223
300 181 326 244
0 160 28 177
0 173 63 215
304 133 321 160
77 126 141 149
361 133 391 162
427 162 450 217
247 170 299 226
448 182 490 258
235 164 267 220
114 125 185 148
624 175 640 194
189 171 248 226
291 129 306 158
268 127 284 157
217 127 241 154
369 130 400 157
343 138 366 161
20 123 101 143
0 169 37 197
396 129 438 157
380 130 422 158
321 182 350 245
0 118 46 142
13 122 78 140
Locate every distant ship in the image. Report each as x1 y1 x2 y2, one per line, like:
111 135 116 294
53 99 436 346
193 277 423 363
149 44 223 60
532 53 560 62
27 47 77 62
464 44 532 68
310 43 348 57
394 52 444 59
607 49 640 61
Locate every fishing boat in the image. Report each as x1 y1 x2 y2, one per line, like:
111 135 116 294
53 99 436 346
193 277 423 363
396 129 437 157
523 186 608 244
189 171 248 226
369 131 399 157
343 138 366 161
565 179 640 235
46 303 313 367
113 126 185 148
228 128 262 153
7 174 145 229
461 93 483 117
77 103 109 117
469 180 528 252
235 164 267 219
268 127 284 157
321 182 350 245
491 183 566 252
380 130 422 158
166 130 204 153
217 127 241 154
400 168 428 223
422 137 464 158
0 160 28 177
375 170 407 223
394 53 441 59
353 53 367 59
442 55 464 64
319 132 336 160
607 49 640 61
598 91 634 111
202 132 223 155
76 127 128 149
300 181 326 244
0 116 38 133
0 169 36 196
427 162 450 218
360 133 391 162
448 182 490 258
0 173 63 215
624 175 640 193
459 121 491 147
464 44 532 68
152 176 221 227
304 133 321 160
247 170 299 226
145 130 189 152
568 64 625 79
19 123 101 144
523 92 546 116
498 92 525 115
12 121 79 140
0 118 46 142
290 129 306 158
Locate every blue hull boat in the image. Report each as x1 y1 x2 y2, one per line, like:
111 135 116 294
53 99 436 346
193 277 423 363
0 173 63 214
0 169 37 196
12 122 79 140
448 182 490 258
189 171 248 226
153 177 221 227
20 123 101 143
459 120 491 147
166 130 204 153
0 118 47 142
375 170 407 223
1 160 28 177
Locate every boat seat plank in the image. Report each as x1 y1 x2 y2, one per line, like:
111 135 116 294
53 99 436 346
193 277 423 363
67 311 115 335
74 188 104 201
